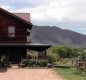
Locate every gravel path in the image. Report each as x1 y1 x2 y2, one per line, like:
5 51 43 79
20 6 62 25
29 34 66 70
0 68 64 80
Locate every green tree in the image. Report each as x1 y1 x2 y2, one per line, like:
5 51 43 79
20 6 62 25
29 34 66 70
57 47 67 58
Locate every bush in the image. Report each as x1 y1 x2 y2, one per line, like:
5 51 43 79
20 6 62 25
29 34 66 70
20 59 30 68
21 59 53 67
38 60 48 67
47 52 57 64
28 59 36 65
49 46 84 59
0 57 11 68
79 53 86 61
28 59 48 67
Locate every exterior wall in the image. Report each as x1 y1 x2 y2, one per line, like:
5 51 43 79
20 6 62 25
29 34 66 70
0 11 27 43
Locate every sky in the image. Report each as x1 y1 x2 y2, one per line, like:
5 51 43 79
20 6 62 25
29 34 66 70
0 0 86 34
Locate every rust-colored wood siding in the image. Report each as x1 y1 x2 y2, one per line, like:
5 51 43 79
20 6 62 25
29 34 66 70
0 11 27 43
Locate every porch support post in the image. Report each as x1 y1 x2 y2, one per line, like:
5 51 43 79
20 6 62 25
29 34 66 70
38 51 40 60
19 48 21 62
44 49 47 59
26 48 28 59
7 48 9 62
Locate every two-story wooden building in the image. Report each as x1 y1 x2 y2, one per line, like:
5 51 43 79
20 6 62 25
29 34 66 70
0 7 51 63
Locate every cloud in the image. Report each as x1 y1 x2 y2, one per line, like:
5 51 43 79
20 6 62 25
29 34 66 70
0 0 51 8
0 0 86 34
0 4 11 10
1 0 86 21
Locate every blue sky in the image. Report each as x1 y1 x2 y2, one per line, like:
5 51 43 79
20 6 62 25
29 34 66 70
0 0 86 34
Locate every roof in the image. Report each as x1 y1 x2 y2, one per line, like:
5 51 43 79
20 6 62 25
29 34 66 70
0 43 51 51
0 43 51 47
0 7 32 30
13 13 31 22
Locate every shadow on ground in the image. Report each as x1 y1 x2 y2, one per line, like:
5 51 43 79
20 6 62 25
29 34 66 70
0 68 7 73
53 65 71 68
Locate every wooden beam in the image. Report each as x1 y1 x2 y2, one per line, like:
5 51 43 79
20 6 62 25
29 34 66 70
7 48 9 62
44 49 47 59
19 48 21 62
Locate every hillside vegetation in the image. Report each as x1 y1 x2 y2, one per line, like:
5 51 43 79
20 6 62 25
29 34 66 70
30 25 86 47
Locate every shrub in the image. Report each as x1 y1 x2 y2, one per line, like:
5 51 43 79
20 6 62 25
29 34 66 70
0 58 11 68
27 59 48 67
20 59 29 67
21 59 53 67
47 52 57 64
38 60 48 67
28 59 36 65
79 53 86 61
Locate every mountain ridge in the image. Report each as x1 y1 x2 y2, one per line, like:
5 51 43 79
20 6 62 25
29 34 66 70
29 25 86 47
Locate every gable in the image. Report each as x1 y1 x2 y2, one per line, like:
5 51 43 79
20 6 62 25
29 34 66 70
0 7 32 30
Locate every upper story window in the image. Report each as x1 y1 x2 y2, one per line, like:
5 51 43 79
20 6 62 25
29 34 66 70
8 26 15 37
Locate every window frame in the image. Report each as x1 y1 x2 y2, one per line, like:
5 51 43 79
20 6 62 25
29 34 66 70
8 26 15 38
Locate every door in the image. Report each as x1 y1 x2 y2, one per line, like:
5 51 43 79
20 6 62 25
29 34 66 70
9 48 20 63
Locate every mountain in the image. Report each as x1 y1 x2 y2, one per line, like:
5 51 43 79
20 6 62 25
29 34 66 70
29 25 86 47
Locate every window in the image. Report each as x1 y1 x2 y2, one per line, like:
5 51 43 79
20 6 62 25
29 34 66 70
8 26 15 37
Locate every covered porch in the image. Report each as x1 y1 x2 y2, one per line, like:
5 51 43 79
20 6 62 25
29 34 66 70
0 43 51 63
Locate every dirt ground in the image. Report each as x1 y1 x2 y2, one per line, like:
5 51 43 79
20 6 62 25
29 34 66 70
0 68 64 80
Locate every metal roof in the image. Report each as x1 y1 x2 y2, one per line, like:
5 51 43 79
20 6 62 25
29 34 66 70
0 43 51 51
0 43 51 47
13 13 31 22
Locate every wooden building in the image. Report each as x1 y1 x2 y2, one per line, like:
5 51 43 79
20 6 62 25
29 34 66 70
0 8 51 63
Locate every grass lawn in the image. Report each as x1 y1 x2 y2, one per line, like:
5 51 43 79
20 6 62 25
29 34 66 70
54 64 86 80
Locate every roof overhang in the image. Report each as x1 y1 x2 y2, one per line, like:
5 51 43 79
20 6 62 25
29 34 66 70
0 43 51 52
